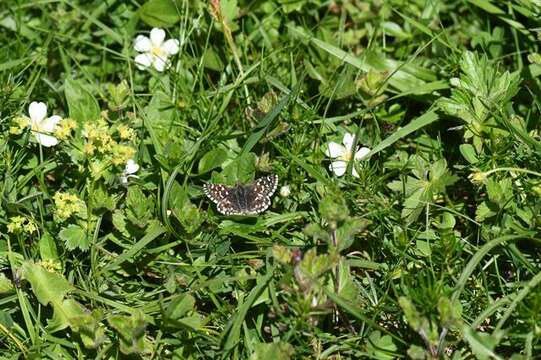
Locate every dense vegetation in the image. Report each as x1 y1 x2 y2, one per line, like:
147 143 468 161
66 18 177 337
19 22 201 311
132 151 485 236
1 0 541 358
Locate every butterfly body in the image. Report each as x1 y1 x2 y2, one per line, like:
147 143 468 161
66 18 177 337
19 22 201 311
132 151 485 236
204 175 278 215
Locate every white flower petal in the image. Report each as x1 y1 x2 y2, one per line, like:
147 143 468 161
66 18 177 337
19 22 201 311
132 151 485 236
352 165 360 178
40 115 62 133
28 102 47 122
342 133 355 151
329 160 347 176
162 39 179 55
134 35 151 52
152 56 168 72
150 28 166 46
354 147 371 160
33 132 58 147
125 159 139 174
326 142 346 158
135 53 152 70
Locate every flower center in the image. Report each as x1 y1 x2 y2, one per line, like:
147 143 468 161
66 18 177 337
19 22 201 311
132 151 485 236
151 46 164 58
31 120 45 133
338 151 353 161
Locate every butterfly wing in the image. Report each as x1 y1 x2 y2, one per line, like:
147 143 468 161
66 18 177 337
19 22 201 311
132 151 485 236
203 184 242 215
204 175 278 216
244 175 278 215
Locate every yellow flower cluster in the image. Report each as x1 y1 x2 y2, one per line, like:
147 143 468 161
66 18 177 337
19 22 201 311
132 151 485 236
82 118 136 166
117 124 136 141
9 117 30 135
39 259 62 272
83 118 113 155
7 216 37 234
54 118 77 140
53 192 85 220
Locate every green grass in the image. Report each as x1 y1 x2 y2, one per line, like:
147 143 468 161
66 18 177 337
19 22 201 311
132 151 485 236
1 0 541 358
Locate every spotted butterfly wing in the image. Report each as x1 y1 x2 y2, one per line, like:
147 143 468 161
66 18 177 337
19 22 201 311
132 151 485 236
203 183 240 215
204 175 278 215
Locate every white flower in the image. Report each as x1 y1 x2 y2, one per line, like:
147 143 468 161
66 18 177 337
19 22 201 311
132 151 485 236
134 28 179 72
120 159 139 185
325 133 370 178
279 185 291 197
24 102 62 147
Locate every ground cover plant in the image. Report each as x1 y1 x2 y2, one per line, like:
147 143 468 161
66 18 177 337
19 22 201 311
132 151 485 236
0 0 541 358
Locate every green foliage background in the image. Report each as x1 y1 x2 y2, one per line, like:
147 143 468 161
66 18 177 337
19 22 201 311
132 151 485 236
1 0 541 358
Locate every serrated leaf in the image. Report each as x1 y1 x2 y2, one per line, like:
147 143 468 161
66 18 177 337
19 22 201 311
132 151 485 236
59 224 90 251
112 210 130 237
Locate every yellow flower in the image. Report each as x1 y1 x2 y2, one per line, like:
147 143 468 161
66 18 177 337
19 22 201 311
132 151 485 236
24 221 37 234
7 216 36 234
111 144 136 166
117 124 136 141
7 216 25 233
39 259 62 272
468 171 487 184
10 117 30 135
53 192 85 221
54 118 77 140
83 143 96 156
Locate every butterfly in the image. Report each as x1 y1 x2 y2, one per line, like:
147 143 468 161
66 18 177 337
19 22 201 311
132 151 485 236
203 175 278 215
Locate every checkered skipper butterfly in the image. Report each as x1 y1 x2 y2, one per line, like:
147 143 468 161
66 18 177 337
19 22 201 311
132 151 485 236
203 175 278 215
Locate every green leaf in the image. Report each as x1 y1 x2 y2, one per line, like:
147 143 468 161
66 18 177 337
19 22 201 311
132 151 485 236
0 273 14 294
475 202 496 222
169 183 204 233
336 260 358 301
463 326 502 360
59 224 90 251
249 342 295 360
364 110 439 159
126 186 154 227
366 331 398 360
0 309 14 329
64 78 100 124
103 221 166 271
22 262 73 306
240 77 302 156
336 218 369 251
48 298 87 332
91 186 117 214
398 297 423 332
108 310 147 355
165 293 195 320
222 270 274 352
39 232 58 261
138 0 181 27
198 148 229 174
219 152 257 184
219 0 239 28
459 143 479 164
112 210 130 238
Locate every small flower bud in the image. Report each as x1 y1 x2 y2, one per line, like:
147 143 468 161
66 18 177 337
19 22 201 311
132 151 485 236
279 185 291 197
